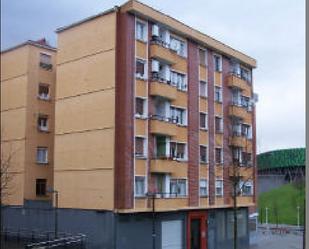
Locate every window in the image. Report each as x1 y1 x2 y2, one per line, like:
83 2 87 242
240 67 251 82
136 20 147 42
135 137 146 158
241 124 252 139
135 176 146 197
38 115 48 132
170 179 187 197
39 53 52 70
199 81 207 98
170 142 186 160
241 96 251 111
232 122 242 136
215 148 223 164
232 147 242 164
200 179 208 197
135 97 147 118
239 180 253 196
38 84 50 100
232 89 241 106
213 54 222 72
154 174 167 195
242 152 252 166
215 116 223 133
170 106 186 125
36 179 47 196
215 87 222 103
170 36 186 57
200 113 208 130
215 180 223 196
200 146 208 163
170 71 187 91
199 48 207 66
155 136 168 158
136 59 147 79
37 147 48 164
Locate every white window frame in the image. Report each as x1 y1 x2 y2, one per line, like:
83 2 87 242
199 179 208 197
169 141 187 161
38 83 50 100
170 178 187 197
134 175 146 197
199 81 208 98
170 34 187 57
239 180 253 196
215 115 223 133
199 144 208 164
215 179 224 196
200 112 208 130
38 115 48 132
135 96 148 119
215 86 223 103
170 105 187 126
213 53 222 72
215 147 223 165
198 47 208 66
135 136 147 158
135 58 147 80
135 19 148 42
36 147 48 164
170 70 187 91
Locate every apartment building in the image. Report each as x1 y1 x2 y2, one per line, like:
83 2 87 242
1 1 257 249
1 39 56 205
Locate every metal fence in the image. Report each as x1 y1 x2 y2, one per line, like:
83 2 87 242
1 228 86 249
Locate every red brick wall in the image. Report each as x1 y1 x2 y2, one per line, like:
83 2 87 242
187 40 199 206
207 50 215 205
114 11 135 209
222 56 233 205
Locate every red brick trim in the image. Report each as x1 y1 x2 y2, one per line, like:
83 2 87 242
207 50 215 205
222 56 233 205
114 11 135 209
187 40 199 207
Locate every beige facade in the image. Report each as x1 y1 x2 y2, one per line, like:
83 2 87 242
1 40 56 205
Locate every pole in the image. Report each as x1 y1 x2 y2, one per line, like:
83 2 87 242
55 191 58 239
233 181 237 249
297 206 300 228
265 207 268 226
152 194 156 249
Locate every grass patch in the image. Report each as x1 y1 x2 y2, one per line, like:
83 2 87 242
258 182 305 225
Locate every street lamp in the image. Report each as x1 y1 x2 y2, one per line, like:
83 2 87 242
265 207 269 226
47 188 59 239
297 206 300 228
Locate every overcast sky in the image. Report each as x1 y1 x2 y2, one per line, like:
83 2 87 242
1 0 305 153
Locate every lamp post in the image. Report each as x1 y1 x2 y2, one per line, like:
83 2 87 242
47 188 59 239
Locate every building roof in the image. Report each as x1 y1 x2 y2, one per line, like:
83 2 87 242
56 0 257 68
1 38 56 54
257 148 306 171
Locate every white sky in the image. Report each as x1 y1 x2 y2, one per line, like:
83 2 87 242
1 0 305 153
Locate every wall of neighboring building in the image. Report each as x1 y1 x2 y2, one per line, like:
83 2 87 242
54 11 117 210
24 45 56 201
1 46 29 205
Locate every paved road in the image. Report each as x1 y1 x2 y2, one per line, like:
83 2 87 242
250 231 303 249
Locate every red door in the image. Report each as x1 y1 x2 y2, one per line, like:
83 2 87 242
187 211 207 249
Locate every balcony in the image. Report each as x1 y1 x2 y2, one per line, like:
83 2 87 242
150 41 187 72
229 135 246 147
150 158 187 175
150 80 177 100
226 73 251 92
229 105 251 122
150 117 177 136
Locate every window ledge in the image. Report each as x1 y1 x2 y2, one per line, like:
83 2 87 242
36 162 49 165
200 195 209 198
135 156 147 160
135 75 147 81
200 128 208 132
135 115 148 120
37 96 52 102
200 162 209 165
136 38 147 44
135 195 147 199
199 95 208 100
38 129 50 133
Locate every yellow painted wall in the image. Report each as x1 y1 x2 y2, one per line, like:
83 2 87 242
55 11 117 210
